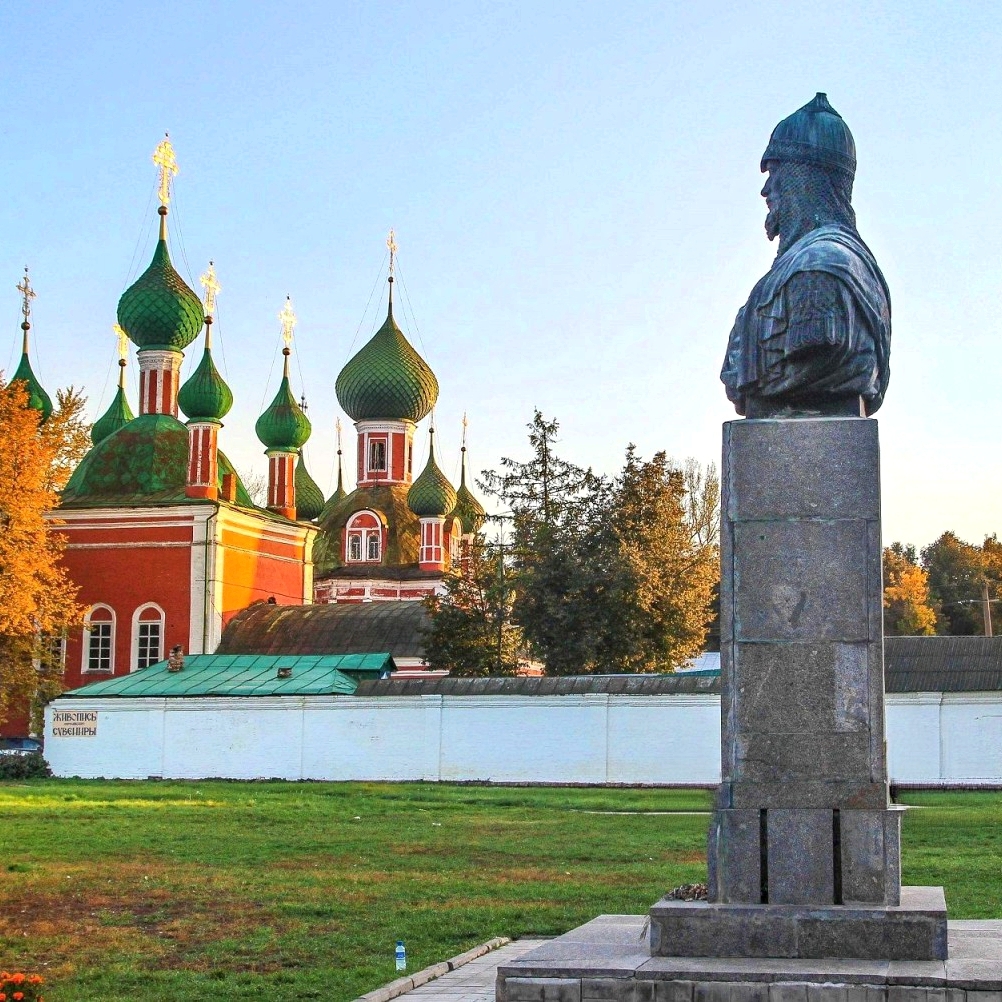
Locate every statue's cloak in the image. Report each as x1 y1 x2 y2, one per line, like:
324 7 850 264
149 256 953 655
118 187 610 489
721 224 891 415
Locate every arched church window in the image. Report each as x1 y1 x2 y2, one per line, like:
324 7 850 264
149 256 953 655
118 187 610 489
132 603 166 671
346 511 383 563
83 605 115 674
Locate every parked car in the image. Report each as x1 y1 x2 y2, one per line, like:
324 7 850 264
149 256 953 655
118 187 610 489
0 736 42 756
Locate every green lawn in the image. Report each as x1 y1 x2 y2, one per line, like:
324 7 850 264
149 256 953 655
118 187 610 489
0 782 999 1001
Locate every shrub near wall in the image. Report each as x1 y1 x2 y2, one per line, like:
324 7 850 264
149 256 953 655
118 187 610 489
0 752 51 780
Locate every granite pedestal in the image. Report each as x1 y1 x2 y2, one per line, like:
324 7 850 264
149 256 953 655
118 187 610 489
650 419 946 963
495 419 958 1002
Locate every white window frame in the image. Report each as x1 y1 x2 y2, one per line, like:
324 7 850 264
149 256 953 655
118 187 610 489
82 605 116 674
346 511 383 563
368 438 387 473
348 533 362 561
132 603 166 672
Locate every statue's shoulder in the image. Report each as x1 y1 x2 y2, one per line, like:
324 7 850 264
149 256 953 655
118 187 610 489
784 226 871 273
775 226 887 310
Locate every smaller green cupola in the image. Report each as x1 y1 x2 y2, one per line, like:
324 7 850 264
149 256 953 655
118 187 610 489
451 438 487 534
255 298 312 452
91 356 135 444
10 268 53 423
294 451 325 521
178 317 233 423
407 427 457 518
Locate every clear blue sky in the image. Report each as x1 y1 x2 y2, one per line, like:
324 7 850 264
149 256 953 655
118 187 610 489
1 1 998 549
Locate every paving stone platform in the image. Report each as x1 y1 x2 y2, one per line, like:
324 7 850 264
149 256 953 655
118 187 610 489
496 916 1002 1001
388 939 549 1002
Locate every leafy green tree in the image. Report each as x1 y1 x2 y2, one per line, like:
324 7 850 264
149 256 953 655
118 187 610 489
479 412 719 674
588 447 718 672
883 543 938 636
42 386 92 493
422 535 526 676
921 532 987 635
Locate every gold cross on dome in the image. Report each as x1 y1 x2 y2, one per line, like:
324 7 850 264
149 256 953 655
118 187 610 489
279 296 297 347
152 134 178 206
16 267 35 323
200 261 221 315
386 229 397 277
113 323 129 360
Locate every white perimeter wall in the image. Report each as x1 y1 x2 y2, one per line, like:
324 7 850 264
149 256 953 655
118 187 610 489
44 691 1002 785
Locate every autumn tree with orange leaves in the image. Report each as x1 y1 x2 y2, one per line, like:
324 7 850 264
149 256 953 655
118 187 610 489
883 543 938 636
0 378 84 731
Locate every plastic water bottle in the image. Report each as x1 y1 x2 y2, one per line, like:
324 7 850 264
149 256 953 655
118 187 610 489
395 940 406 972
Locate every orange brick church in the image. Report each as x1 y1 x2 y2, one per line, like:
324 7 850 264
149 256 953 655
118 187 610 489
1 139 485 737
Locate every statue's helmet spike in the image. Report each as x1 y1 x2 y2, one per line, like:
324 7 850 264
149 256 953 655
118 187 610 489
761 92 856 180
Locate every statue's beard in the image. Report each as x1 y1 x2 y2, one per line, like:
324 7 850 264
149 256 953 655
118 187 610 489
764 205 780 241
763 163 857 254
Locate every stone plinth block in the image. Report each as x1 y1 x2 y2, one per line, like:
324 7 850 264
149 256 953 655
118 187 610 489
648 887 947 962
717 418 898 907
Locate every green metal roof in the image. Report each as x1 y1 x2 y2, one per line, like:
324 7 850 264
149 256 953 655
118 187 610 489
335 297 439 422
408 430 456 518
11 347 53 422
59 653 394 699
256 364 311 451
178 338 233 423
451 451 486 533
61 415 260 511
294 452 325 521
117 230 204 352
91 382 135 444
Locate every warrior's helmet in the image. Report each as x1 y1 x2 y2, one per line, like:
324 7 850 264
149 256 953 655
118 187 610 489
761 92 856 181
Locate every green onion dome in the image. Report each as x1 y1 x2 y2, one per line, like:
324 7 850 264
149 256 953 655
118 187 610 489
91 367 135 445
294 451 325 521
116 210 204 352
407 429 457 518
178 331 233 423
451 450 486 533
255 351 311 451
11 333 53 422
335 293 439 422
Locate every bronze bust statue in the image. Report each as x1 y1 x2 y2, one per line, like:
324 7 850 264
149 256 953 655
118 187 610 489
720 93 891 417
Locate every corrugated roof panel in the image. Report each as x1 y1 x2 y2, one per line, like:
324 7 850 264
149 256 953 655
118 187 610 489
59 653 393 699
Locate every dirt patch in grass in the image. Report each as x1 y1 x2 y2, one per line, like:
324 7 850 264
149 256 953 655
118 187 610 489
0 858 288 977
